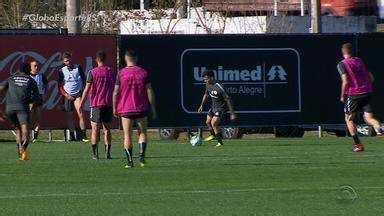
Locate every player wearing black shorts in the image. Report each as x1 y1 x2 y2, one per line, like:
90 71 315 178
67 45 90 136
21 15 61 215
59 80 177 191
113 50 157 168
80 51 115 160
338 43 383 152
198 70 236 147
344 93 373 115
0 63 39 160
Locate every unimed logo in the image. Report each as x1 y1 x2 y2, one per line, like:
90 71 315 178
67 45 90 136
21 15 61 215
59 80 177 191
180 48 301 114
193 65 287 82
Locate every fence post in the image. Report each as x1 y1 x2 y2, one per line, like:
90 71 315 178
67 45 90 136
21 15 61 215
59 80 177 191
48 130 52 142
318 125 323 138
274 0 278 16
140 0 145 11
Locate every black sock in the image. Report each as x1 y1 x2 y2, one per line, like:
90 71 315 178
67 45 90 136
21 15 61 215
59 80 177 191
105 144 111 155
352 135 360 144
82 130 87 139
210 129 215 136
124 148 133 163
21 140 29 150
215 132 223 144
17 143 21 155
33 130 39 139
139 142 147 158
92 144 98 157
70 131 76 141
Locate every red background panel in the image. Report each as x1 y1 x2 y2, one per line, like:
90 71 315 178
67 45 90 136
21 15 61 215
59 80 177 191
0 35 118 129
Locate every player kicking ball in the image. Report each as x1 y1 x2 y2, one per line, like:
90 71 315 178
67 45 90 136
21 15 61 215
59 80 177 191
337 43 383 152
198 70 236 147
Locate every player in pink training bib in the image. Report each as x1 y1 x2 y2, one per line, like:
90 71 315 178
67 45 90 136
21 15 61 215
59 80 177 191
80 51 115 160
113 50 157 169
337 43 383 152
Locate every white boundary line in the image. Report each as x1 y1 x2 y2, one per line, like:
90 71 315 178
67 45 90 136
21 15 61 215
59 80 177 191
1 186 384 199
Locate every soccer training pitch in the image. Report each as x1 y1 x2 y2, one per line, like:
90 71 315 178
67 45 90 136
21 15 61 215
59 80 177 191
0 137 384 215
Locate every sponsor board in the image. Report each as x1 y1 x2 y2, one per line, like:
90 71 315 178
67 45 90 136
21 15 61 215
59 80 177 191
181 48 301 114
0 35 117 129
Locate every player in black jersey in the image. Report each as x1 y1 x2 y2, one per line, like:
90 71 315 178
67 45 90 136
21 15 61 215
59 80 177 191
0 63 39 160
198 70 236 147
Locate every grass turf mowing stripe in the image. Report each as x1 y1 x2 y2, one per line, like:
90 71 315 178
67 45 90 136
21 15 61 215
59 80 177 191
2 186 384 199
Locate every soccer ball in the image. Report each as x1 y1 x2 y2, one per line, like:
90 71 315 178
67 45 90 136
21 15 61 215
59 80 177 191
190 135 202 147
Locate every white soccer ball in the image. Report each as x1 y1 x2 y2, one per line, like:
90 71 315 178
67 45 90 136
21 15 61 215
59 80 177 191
190 135 202 147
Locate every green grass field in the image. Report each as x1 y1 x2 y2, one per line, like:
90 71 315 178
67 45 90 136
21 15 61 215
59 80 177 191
0 136 384 215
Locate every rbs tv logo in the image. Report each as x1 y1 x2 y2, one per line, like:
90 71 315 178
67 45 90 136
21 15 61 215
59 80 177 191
180 48 301 114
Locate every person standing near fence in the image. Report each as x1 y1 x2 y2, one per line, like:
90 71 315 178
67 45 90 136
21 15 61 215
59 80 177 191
58 52 89 142
0 63 39 160
338 43 383 152
113 50 157 169
29 60 48 142
80 51 115 160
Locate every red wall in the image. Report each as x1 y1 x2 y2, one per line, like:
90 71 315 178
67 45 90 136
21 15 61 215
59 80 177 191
0 35 118 129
